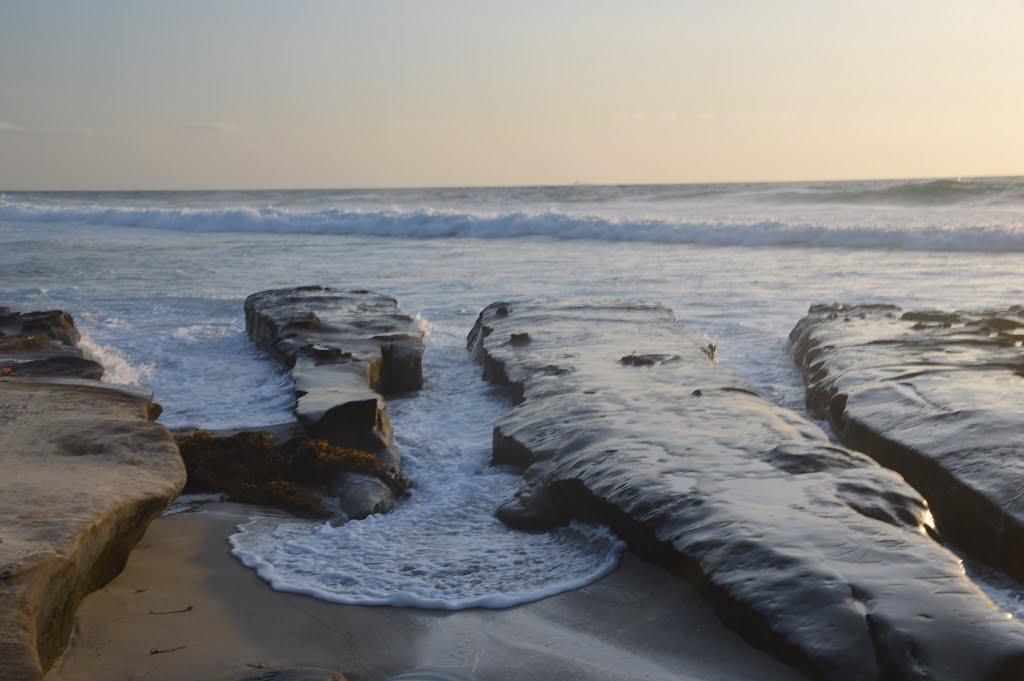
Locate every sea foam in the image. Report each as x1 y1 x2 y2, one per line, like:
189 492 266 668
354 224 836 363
228 325 626 609
79 330 155 386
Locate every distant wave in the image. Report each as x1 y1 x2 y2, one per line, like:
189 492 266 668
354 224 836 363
1 199 1023 253
774 178 1024 207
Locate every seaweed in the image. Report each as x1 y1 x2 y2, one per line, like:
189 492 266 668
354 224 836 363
174 430 409 519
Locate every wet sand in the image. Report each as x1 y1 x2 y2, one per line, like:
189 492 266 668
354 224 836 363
45 502 809 681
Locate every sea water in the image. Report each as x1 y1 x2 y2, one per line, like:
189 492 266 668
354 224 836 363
1 178 1022 610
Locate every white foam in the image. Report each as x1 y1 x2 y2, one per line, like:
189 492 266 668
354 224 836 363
79 330 155 385
76 312 296 431
228 324 626 609
965 559 1024 620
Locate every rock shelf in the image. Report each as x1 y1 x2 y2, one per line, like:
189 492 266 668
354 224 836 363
244 287 424 517
791 303 1024 579
0 309 184 681
469 300 1024 681
245 286 425 463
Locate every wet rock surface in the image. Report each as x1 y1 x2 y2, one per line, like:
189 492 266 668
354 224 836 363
0 308 185 681
174 430 409 521
245 287 423 518
791 303 1024 580
469 300 1024 681
245 287 424 466
336 473 396 520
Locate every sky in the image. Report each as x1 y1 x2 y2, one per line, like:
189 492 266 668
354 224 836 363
1 0 1023 189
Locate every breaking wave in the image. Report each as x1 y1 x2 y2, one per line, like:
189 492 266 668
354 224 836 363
79 331 155 386
2 195 1023 253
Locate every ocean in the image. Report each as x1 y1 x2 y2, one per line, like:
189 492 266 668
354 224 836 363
2 177 1022 610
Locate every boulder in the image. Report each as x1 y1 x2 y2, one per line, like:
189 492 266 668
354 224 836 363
469 300 1024 681
0 309 185 681
337 473 397 520
791 303 1024 580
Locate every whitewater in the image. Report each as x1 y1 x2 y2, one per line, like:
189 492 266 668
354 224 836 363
3 176 1024 252
1 177 1022 613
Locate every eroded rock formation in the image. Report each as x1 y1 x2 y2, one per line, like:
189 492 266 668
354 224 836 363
0 308 104 380
0 309 184 681
469 300 1024 681
244 287 424 516
791 303 1024 579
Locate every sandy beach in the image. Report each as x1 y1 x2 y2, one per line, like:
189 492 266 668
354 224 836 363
44 502 809 681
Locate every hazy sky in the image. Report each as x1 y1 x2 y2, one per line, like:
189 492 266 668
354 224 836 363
1 0 1022 189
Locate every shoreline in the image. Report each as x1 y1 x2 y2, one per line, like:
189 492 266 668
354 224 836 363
45 502 809 681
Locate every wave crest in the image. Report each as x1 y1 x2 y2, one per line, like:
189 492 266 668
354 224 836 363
1 199 1022 253
788 178 1024 206
79 332 155 386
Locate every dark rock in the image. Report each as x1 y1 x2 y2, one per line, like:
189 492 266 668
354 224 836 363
496 484 571 531
244 287 425 469
619 353 678 366
337 473 396 519
469 300 1024 681
791 303 1024 580
0 309 103 380
0 356 103 380
0 309 80 347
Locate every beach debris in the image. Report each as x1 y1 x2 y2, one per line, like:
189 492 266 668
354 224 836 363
148 605 192 615
149 645 187 655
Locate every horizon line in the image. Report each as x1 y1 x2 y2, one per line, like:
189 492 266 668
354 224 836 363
2 171 1022 194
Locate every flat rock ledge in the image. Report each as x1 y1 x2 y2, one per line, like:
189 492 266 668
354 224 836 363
0 309 185 681
245 287 424 515
469 301 1024 681
791 303 1024 580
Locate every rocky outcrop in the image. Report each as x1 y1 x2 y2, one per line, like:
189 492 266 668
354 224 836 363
0 308 103 379
791 303 1024 580
244 287 424 516
245 287 424 460
0 309 185 681
469 301 1024 681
